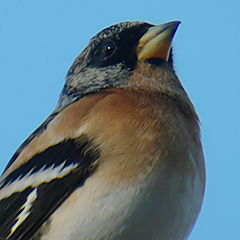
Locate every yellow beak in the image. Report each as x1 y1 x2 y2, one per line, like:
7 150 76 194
137 21 181 61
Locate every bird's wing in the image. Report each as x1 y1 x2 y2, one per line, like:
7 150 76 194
0 93 107 240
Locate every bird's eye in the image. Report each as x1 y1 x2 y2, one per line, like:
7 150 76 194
102 41 116 59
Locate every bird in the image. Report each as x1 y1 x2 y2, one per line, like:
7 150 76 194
0 20 205 240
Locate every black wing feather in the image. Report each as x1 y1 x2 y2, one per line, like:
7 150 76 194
0 134 100 240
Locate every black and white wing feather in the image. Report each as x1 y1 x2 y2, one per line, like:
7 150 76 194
0 134 99 240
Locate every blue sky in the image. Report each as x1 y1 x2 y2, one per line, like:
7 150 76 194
0 1 239 239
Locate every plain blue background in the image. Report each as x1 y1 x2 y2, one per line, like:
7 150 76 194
0 1 239 239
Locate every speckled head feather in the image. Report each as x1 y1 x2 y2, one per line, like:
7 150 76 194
55 21 154 112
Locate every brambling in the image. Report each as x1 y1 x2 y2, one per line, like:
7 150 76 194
0 20 205 240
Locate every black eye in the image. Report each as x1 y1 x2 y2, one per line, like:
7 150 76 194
102 41 116 59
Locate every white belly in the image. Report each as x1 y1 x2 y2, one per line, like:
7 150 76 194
40 162 204 240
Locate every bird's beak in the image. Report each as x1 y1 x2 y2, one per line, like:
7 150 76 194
137 21 181 61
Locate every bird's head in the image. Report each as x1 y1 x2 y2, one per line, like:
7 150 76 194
56 21 181 112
